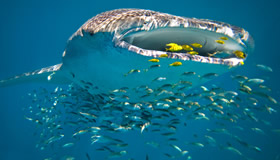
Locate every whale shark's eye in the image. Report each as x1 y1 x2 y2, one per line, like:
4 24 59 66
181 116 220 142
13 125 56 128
121 27 248 59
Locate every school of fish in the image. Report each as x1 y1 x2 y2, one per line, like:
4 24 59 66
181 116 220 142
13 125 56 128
23 63 279 160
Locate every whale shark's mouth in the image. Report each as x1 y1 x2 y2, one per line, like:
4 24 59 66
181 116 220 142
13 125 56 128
116 27 250 66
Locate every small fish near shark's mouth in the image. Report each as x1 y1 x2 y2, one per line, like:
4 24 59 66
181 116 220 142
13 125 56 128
114 22 253 67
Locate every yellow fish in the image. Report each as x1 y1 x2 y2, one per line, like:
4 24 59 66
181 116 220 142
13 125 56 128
215 40 225 44
233 50 246 59
169 62 182 66
219 37 228 40
159 54 168 58
187 51 199 55
240 61 244 65
182 45 193 51
149 59 160 62
190 43 203 48
166 43 178 46
166 43 183 52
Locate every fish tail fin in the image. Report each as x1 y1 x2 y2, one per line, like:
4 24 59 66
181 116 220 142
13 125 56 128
0 63 71 87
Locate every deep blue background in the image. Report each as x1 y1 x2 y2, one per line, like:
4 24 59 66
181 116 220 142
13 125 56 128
0 0 280 159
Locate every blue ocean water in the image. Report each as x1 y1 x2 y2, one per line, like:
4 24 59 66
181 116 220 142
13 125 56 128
0 0 280 160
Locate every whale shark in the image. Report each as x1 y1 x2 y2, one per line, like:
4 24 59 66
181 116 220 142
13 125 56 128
0 9 254 101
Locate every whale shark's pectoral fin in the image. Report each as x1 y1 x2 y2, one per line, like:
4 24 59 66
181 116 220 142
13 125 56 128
0 63 71 87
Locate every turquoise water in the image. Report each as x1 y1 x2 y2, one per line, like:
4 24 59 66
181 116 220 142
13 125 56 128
0 0 280 160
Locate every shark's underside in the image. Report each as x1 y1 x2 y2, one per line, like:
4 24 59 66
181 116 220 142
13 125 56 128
0 9 254 101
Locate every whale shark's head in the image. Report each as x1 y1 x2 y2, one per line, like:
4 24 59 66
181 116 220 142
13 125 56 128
75 9 253 63
60 9 254 101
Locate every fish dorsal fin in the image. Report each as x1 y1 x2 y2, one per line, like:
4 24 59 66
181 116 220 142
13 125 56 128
0 63 71 87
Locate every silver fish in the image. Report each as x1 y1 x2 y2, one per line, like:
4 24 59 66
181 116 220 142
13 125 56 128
256 64 273 72
247 78 265 84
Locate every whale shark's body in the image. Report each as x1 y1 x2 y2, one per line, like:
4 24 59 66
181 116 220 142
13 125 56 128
0 9 253 101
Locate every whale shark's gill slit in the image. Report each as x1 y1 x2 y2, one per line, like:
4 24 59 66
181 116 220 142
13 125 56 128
121 27 247 59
